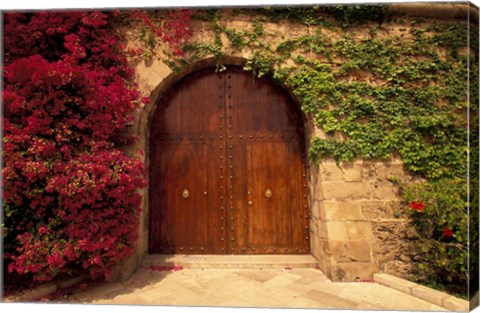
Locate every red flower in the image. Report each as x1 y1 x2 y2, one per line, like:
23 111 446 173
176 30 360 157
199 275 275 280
409 201 425 212
443 227 453 238
3 11 146 284
47 252 65 269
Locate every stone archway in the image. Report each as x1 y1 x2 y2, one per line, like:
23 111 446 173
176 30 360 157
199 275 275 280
119 57 382 283
147 65 310 255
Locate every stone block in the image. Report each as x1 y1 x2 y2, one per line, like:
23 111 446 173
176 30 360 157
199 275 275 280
443 296 469 311
319 160 343 182
325 221 349 241
382 260 415 277
313 127 328 140
323 201 365 221
370 181 399 200
373 273 416 295
310 200 324 219
137 229 149 255
311 237 333 261
346 241 372 262
310 234 323 261
121 255 140 281
109 254 140 282
135 60 170 93
362 161 407 181
262 22 285 36
331 262 374 282
411 285 449 307
370 221 415 273
305 289 360 309
371 221 415 242
371 241 401 263
328 240 349 262
361 201 397 219
341 163 363 182
346 221 373 240
321 182 370 201
311 255 335 282
312 179 325 201
310 218 328 239
361 162 378 180
310 217 327 239
329 240 371 262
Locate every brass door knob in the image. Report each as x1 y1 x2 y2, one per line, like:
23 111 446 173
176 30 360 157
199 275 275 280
265 188 272 198
182 189 190 198
248 200 253 205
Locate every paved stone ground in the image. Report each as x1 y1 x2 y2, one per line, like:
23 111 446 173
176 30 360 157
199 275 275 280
67 266 446 310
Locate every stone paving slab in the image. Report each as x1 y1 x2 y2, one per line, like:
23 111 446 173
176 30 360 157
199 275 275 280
66 266 447 311
374 273 469 311
143 254 319 269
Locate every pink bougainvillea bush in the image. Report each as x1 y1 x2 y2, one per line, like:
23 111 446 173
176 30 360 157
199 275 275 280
2 11 147 286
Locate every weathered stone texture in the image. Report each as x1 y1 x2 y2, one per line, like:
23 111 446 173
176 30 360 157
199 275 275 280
370 221 416 276
121 10 430 284
362 162 406 182
321 182 370 200
310 237 334 275
319 160 343 182
443 296 470 311
323 201 365 221
310 217 328 240
341 163 363 182
411 285 450 307
370 181 399 200
310 200 323 219
346 221 373 240
332 262 374 281
135 60 172 94
374 273 416 295
329 240 371 262
361 201 396 220
325 221 349 241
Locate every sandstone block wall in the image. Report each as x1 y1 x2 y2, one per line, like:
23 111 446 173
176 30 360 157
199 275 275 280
113 5 472 282
309 158 415 281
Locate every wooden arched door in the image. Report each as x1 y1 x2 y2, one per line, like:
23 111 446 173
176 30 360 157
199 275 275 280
149 67 310 254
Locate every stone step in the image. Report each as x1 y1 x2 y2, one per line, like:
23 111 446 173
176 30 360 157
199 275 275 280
143 254 319 269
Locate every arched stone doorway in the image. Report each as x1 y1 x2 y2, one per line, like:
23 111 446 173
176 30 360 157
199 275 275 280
148 66 310 255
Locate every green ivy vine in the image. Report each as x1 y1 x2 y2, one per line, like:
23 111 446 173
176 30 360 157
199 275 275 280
142 5 478 296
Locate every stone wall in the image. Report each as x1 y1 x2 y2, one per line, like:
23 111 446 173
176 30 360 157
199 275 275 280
308 157 416 281
115 4 474 282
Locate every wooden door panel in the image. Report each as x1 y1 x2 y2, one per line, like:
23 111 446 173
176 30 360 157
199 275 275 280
229 70 297 134
149 69 227 254
230 139 307 254
150 141 225 254
150 67 309 255
153 71 222 136
245 142 289 247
